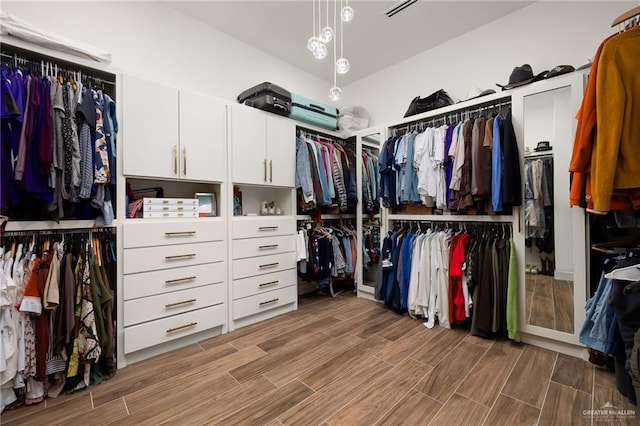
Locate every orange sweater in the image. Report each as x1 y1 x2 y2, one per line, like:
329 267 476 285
591 26 640 212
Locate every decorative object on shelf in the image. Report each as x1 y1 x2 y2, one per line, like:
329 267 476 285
307 0 354 101
260 200 283 216
403 89 454 118
195 192 216 217
496 64 547 90
534 140 553 151
233 186 243 216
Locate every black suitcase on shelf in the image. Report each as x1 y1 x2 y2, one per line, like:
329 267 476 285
237 82 291 116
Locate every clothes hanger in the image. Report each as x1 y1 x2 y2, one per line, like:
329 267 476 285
611 5 640 27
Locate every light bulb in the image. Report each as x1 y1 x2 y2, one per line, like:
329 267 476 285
319 26 333 43
313 42 327 60
307 36 320 52
336 57 350 74
341 6 354 22
329 86 342 101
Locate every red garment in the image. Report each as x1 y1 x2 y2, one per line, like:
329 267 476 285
448 235 461 325
450 233 471 323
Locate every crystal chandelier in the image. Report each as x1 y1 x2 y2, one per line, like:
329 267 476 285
307 0 354 101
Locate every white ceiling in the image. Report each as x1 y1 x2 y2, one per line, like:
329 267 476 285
164 0 535 86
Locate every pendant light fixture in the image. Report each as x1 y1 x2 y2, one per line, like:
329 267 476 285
306 0 354 101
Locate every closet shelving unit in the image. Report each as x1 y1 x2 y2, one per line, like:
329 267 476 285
226 103 298 331
119 73 229 364
294 125 361 297
380 91 523 267
357 73 589 357
355 127 384 298
0 39 123 407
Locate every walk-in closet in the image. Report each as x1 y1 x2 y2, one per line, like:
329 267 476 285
1 1 639 424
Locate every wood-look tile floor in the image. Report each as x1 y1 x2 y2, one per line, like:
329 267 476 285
526 273 575 333
3 292 637 425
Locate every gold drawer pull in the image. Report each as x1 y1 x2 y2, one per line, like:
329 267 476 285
165 276 197 285
258 226 278 231
165 253 196 260
259 298 279 306
263 159 268 182
166 322 198 333
164 231 196 236
259 262 279 269
259 280 279 288
259 244 279 250
165 298 197 308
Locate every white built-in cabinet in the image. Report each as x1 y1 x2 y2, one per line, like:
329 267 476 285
230 104 295 187
122 75 226 182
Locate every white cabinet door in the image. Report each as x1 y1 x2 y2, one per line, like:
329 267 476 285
179 90 227 182
231 104 267 185
266 115 296 187
122 74 178 179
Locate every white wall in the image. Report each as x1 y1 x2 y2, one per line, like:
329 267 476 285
342 1 636 126
1 1 331 103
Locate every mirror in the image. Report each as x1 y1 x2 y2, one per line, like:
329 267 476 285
523 86 574 333
360 132 382 292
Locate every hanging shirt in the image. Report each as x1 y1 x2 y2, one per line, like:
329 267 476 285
491 115 504 212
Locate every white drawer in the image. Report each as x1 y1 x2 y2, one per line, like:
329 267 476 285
144 204 199 212
232 235 296 260
124 283 225 326
124 262 226 300
142 211 199 219
124 241 225 274
232 252 296 280
143 197 198 206
124 220 225 248
232 286 297 320
124 304 226 354
232 217 295 239
232 269 296 300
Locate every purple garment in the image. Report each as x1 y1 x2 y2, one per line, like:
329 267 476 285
443 124 455 208
1 66 22 210
23 76 53 200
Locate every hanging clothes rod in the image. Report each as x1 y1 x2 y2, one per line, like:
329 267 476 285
1 227 116 237
390 99 512 135
1 46 115 85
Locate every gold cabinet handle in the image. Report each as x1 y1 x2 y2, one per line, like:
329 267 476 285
259 280 279 288
182 146 187 175
263 159 268 182
259 298 279 306
164 231 196 236
165 276 196 284
258 244 279 250
258 226 278 231
173 145 178 175
165 298 196 308
269 160 273 183
165 253 196 260
259 262 279 269
166 322 198 333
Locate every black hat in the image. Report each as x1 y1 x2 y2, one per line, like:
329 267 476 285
497 64 547 90
534 141 552 152
545 65 575 79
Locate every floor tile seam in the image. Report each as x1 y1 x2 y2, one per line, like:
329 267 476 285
535 352 559 425
479 343 532 426
330 372 416 426
439 338 493 408
122 396 130 416
590 366 596 426
550 379 594 399
296 374 380 426
491 342 531 415
371 385 425 426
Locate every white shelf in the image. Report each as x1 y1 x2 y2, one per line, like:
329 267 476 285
296 214 356 221
388 214 514 223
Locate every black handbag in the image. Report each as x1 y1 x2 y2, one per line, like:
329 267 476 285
403 89 454 118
